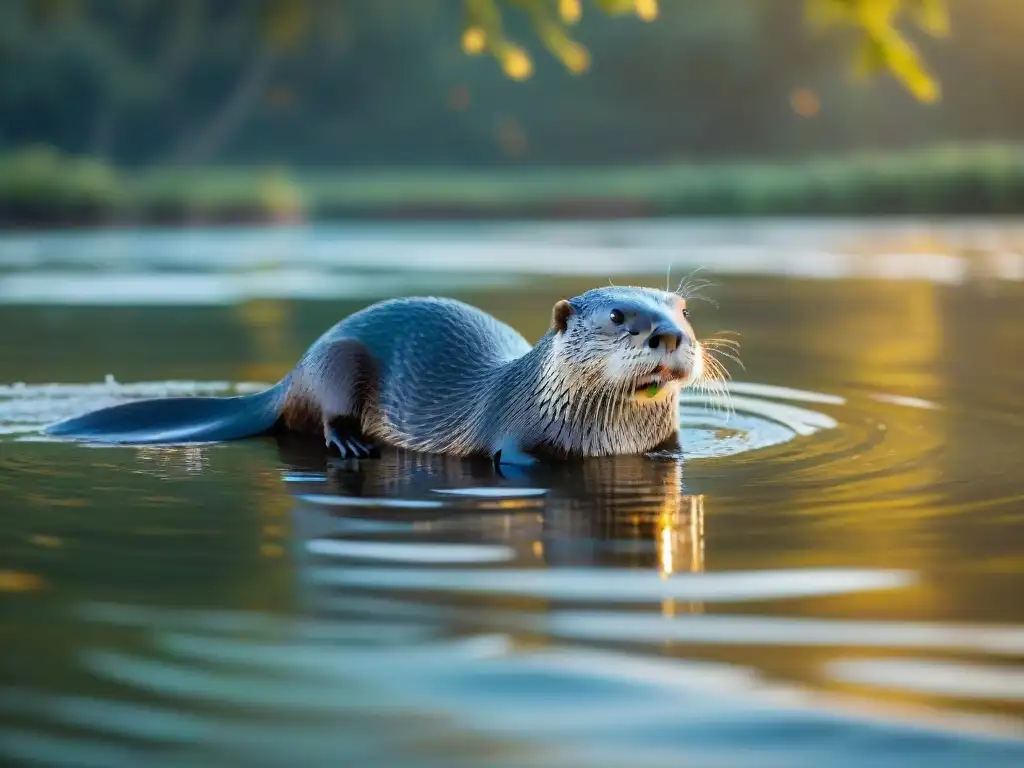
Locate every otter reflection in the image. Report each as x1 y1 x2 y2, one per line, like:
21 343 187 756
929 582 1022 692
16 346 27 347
275 434 705 575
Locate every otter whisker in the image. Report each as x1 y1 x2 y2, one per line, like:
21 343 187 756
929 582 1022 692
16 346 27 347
704 347 745 372
701 338 742 351
676 275 713 290
702 345 742 360
706 349 736 381
700 332 744 375
703 329 742 341
692 347 735 419
681 285 719 303
698 358 726 386
702 332 742 343
701 332 743 355
675 270 722 310
674 266 709 293
687 295 720 308
675 273 716 296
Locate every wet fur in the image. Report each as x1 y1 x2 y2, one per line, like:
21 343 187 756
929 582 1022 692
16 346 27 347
47 287 712 460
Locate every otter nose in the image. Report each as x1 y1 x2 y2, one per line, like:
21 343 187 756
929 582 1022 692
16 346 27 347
647 325 684 353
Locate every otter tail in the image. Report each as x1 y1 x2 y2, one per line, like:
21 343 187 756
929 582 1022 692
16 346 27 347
44 380 289 445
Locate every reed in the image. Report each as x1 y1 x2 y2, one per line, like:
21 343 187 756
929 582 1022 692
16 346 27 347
2 143 1023 227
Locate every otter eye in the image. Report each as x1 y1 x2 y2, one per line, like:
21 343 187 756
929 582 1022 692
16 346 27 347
609 309 625 325
682 308 691 319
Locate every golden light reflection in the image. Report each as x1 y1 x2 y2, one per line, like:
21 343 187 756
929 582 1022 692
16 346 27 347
562 43 590 74
501 47 533 81
559 0 581 23
134 445 210 476
476 498 544 511
657 494 705 578
769 278 949 621
657 494 706 617
0 570 44 593
635 0 659 22
462 26 486 55
260 543 284 558
660 525 674 576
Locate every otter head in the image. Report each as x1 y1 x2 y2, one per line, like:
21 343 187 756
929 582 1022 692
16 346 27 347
549 286 703 404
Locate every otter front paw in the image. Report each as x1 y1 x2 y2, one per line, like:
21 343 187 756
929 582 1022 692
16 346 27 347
324 422 378 459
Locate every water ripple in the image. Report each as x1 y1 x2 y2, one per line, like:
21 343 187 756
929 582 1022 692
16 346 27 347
305 538 516 564
5 227 1024 768
432 487 548 498
544 612 1024 655
296 494 446 510
303 566 914 603
826 658 1024 701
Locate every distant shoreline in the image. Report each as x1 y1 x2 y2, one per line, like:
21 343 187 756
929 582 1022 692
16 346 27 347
3 143 1024 230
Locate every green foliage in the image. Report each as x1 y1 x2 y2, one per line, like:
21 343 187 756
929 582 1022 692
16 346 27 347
805 0 949 101
0 147 302 224
0 145 117 219
25 0 945 98
455 0 948 100
304 143 1024 217
3 143 1024 226
2 0 967 174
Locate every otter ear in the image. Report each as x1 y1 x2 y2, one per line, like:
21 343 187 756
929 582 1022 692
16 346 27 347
552 299 573 334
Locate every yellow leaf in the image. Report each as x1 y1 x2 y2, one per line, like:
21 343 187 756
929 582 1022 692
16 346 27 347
873 27 941 101
501 46 534 80
558 0 581 23
520 0 591 74
853 0 899 36
806 0 946 103
635 0 659 22
562 43 591 73
464 0 506 50
462 26 487 54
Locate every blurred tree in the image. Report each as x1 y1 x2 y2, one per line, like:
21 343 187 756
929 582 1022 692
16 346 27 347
3 0 1001 170
458 0 947 102
20 0 949 100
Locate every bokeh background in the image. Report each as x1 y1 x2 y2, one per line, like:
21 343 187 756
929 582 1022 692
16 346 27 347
2 0 1023 225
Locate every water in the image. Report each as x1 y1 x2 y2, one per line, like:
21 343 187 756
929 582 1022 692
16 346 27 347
2 219 1024 767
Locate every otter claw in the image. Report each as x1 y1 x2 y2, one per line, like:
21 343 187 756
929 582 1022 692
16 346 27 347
324 426 377 459
324 428 348 456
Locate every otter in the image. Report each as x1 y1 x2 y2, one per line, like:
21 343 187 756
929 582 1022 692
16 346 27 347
44 286 717 466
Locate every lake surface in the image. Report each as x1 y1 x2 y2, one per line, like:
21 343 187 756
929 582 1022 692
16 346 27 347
2 218 1024 767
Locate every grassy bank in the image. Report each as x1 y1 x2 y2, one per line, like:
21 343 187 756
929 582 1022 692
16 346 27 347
2 144 1024 227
